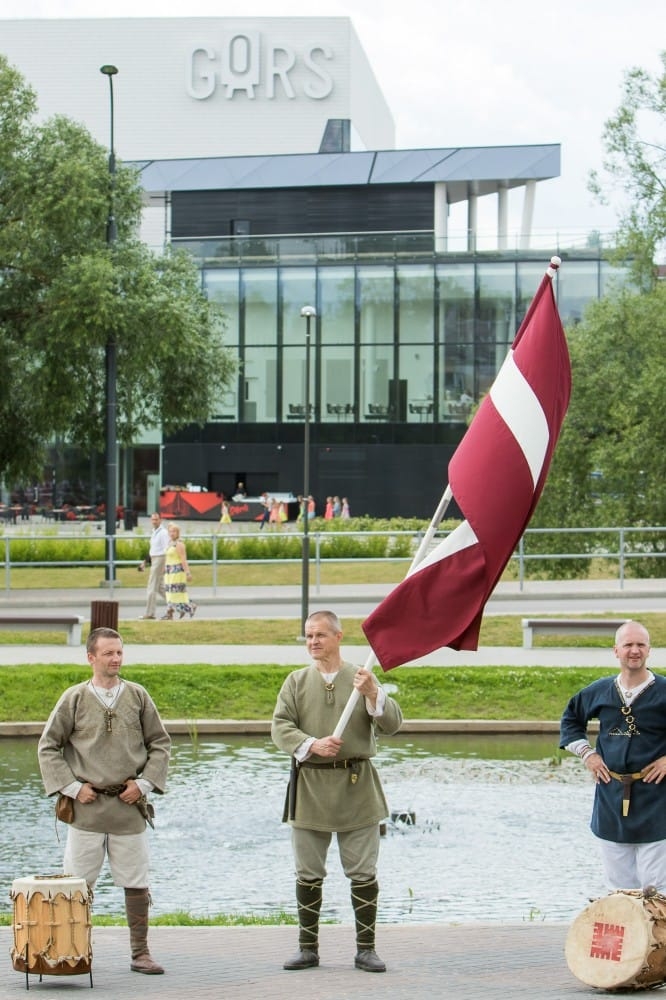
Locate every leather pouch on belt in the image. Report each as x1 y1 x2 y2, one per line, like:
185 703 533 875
55 794 75 824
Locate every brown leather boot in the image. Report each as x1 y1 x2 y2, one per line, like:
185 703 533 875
124 887 164 974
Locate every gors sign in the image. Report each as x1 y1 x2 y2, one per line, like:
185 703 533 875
186 32 335 101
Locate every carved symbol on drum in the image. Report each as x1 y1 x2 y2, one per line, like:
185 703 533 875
590 921 625 962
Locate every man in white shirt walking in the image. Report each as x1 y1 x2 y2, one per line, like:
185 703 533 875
138 513 169 620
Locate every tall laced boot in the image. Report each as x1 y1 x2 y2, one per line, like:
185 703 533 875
124 887 164 975
283 878 323 970
351 879 386 972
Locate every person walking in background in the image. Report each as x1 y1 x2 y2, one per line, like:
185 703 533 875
560 620 666 892
138 512 168 620
259 492 271 530
332 496 341 518
272 610 402 974
269 497 281 530
38 627 171 975
341 497 351 519
162 523 197 620
219 499 232 529
324 497 334 520
307 495 316 520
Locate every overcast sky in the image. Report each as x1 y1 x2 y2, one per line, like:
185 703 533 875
2 0 663 242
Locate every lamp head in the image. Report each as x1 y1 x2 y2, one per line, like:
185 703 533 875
300 306 316 318
100 65 119 77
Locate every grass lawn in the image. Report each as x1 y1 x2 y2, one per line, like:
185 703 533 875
0 612 664 647
0 661 661 725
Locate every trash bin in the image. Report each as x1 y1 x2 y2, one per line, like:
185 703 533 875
123 509 137 530
90 600 119 631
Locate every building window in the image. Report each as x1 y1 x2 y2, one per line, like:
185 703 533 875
198 253 617 431
243 269 278 346
359 265 394 345
319 266 355 344
558 260 601 327
438 263 475 416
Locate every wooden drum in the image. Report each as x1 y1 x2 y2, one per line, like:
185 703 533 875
10 875 93 982
565 890 666 991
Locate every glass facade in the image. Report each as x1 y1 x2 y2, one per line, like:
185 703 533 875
201 254 623 429
149 246 633 517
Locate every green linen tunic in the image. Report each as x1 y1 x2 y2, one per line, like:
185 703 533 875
38 681 171 835
271 661 402 832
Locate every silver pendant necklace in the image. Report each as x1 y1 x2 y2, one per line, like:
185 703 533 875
89 681 123 733
89 680 123 708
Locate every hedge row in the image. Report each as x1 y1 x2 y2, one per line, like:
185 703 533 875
0 517 443 564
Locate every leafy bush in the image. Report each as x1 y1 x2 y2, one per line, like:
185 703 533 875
518 528 593 580
623 528 666 579
3 520 434 565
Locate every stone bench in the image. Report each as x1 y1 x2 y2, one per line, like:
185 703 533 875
0 615 84 646
521 617 628 649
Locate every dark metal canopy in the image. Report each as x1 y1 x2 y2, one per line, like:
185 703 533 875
131 143 560 205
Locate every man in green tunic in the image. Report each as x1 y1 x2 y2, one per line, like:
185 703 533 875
272 610 402 973
38 627 171 975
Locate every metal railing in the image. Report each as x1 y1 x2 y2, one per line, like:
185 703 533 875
172 228 619 265
1 525 664 596
514 526 665 591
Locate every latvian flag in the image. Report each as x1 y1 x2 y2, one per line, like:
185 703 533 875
362 258 572 670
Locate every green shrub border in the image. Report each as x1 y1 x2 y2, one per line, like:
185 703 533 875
0 517 450 565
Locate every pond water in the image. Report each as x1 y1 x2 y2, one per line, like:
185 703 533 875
0 734 606 925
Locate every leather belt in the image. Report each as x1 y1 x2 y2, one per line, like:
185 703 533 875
91 783 127 796
300 757 364 785
89 782 155 828
299 758 365 770
608 770 644 817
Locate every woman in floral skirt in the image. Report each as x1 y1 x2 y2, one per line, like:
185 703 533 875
162 523 197 620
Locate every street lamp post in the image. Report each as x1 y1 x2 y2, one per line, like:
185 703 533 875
100 64 118 584
300 305 316 637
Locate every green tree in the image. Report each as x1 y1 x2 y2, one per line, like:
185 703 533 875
533 284 666 574
529 54 666 578
588 51 666 287
0 55 235 483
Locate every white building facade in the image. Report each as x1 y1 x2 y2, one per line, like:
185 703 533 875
1 17 394 159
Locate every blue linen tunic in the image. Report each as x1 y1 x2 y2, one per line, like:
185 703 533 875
560 674 666 843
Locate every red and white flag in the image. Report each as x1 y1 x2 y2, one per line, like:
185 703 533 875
362 259 572 670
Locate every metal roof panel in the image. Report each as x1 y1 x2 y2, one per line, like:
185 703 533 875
132 144 560 193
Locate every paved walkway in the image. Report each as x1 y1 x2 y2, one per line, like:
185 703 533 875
1 576 664 609
2 641 665 669
0 577 664 671
0 923 597 999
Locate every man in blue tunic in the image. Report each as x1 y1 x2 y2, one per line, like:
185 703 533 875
560 620 666 890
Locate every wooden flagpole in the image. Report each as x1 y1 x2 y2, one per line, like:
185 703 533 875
331 484 454 738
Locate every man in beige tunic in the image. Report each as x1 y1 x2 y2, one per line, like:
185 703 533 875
38 627 171 975
272 610 402 974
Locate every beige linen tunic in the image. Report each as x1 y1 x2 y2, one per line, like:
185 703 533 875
38 681 171 835
271 661 402 832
